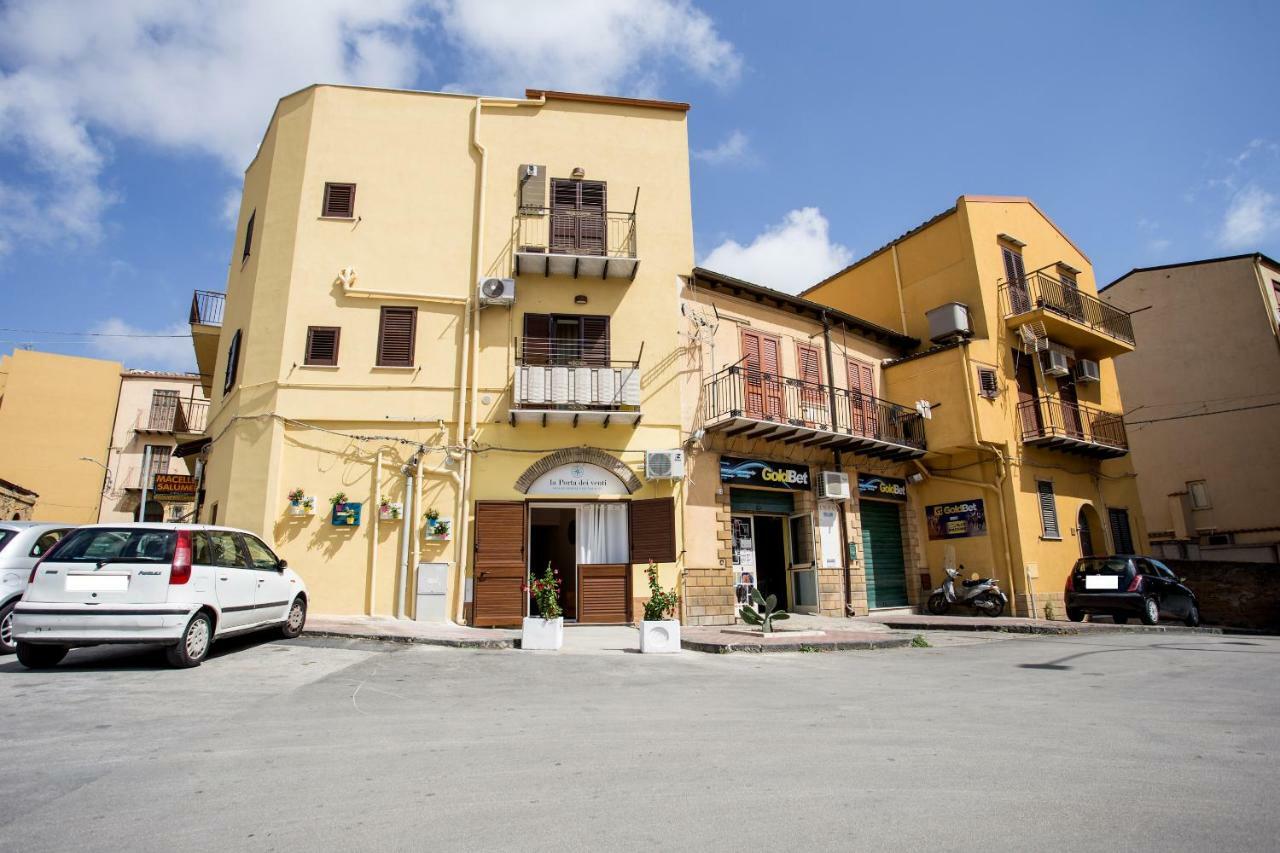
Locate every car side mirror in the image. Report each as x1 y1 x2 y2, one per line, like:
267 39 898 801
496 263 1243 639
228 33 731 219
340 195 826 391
278 559 288 571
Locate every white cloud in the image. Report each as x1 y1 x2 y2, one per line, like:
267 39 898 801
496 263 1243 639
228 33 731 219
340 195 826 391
700 208 853 294
88 319 197 372
693 130 754 166
429 0 741 96
1217 185 1277 248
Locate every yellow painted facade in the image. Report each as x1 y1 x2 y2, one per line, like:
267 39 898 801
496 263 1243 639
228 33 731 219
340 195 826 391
0 350 122 523
803 196 1147 618
198 85 691 620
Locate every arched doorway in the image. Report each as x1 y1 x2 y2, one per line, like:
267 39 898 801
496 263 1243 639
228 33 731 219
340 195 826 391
143 500 164 523
1078 504 1103 557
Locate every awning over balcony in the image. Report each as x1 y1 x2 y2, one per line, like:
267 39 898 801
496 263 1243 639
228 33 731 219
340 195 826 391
1018 395 1129 459
702 367 927 461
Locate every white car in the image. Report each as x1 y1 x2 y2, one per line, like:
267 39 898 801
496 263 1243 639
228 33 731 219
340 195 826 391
12 523 308 669
0 522 76 654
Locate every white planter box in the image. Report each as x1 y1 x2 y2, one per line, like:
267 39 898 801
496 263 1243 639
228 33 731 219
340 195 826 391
639 619 681 654
521 617 564 651
378 502 403 521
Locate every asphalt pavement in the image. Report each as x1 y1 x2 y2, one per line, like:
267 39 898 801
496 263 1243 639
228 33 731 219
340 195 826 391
1 629 1276 852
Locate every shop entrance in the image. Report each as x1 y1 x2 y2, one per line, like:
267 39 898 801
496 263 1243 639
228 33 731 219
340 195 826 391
529 507 578 620
528 502 630 624
752 515 787 607
860 500 908 609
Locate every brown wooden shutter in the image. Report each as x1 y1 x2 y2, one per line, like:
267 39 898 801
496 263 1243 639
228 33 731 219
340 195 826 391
304 326 340 366
522 313 551 365
322 182 356 218
796 342 825 427
629 497 676 564
223 329 241 394
377 306 416 367
242 211 255 260
473 501 527 628
578 564 630 623
581 315 610 366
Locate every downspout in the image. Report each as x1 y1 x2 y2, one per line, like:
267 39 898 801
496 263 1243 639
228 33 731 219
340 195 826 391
820 311 853 615
410 451 424 618
396 456 415 620
370 448 382 616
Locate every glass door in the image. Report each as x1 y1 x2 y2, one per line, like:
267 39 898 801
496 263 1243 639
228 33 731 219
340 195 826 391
788 512 818 613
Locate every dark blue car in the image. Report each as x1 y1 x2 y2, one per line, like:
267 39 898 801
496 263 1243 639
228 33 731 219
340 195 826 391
1065 555 1200 626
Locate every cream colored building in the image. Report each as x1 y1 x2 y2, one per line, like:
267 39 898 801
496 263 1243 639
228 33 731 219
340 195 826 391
193 85 691 622
98 370 208 524
0 350 121 523
803 196 1147 618
1103 252 1280 563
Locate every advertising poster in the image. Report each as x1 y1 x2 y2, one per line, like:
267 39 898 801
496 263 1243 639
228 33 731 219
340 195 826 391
731 516 756 605
926 499 987 540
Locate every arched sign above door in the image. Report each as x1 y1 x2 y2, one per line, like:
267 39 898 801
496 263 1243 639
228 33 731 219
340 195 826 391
527 463 629 497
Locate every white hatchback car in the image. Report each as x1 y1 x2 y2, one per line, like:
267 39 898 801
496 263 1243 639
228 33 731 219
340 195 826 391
0 522 77 654
12 523 308 669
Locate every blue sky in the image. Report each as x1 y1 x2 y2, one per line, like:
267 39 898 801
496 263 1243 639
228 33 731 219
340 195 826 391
1 0 1277 372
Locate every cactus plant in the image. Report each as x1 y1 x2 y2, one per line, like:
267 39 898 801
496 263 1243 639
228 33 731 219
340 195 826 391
738 588 790 634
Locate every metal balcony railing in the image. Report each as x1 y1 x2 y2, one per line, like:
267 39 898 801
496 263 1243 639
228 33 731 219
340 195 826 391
189 290 225 326
515 209 638 259
141 395 209 435
703 366 926 454
512 337 641 412
1017 395 1128 456
998 270 1135 345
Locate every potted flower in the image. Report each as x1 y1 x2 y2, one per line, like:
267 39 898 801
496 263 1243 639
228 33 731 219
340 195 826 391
639 561 681 654
379 500 401 521
329 491 348 513
302 496 315 514
423 509 450 540
424 507 440 524
287 488 306 516
521 562 563 650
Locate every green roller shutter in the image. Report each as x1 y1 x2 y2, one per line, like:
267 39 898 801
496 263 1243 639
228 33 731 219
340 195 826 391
861 501 907 609
730 488 795 514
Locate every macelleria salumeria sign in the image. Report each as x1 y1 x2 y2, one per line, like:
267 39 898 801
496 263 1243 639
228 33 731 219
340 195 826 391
719 456 811 490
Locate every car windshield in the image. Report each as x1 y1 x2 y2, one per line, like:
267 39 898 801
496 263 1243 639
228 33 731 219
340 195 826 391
0 529 15 554
1076 558 1130 575
51 528 175 564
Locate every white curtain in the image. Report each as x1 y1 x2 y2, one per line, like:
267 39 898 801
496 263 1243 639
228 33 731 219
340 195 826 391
577 503 628 564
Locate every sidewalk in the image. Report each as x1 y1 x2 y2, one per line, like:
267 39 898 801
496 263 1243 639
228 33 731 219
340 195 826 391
305 615 518 649
853 613 1223 636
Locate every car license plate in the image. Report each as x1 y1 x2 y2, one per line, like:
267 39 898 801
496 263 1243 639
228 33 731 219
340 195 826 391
66 574 129 592
1085 575 1119 590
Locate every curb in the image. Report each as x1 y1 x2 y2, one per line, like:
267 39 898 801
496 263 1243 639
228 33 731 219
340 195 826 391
874 620 1223 636
303 629 516 650
680 636 913 654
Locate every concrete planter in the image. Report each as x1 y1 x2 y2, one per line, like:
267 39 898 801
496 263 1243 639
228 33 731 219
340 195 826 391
639 619 681 654
521 617 563 651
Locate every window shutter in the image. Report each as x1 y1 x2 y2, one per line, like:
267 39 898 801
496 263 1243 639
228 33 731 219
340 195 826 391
472 501 528 628
629 497 676 564
1109 508 1134 554
223 329 242 394
977 367 999 399
581 316 610 366
304 326 340 366
522 313 551 365
242 211 255 260
377 307 416 367
1037 481 1059 539
322 182 356 218
796 343 822 385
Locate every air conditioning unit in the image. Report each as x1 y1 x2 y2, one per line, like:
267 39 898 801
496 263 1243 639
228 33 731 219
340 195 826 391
925 302 972 343
478 277 515 307
1041 349 1070 377
645 449 685 480
817 471 851 501
1075 359 1101 383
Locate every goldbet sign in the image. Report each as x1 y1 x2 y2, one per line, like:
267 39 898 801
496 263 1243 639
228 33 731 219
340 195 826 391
719 456 811 491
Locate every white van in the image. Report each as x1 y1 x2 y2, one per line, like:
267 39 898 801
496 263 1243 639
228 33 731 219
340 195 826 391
12 524 308 668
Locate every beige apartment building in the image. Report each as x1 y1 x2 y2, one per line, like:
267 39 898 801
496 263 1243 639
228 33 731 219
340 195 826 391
1103 253 1280 563
99 370 208 524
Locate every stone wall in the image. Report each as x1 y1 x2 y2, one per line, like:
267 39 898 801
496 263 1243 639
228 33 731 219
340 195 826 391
1164 559 1280 632
0 478 37 521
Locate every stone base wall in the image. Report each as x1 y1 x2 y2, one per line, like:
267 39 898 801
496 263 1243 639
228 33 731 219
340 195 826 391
1165 559 1280 632
682 567 736 626
0 481 37 521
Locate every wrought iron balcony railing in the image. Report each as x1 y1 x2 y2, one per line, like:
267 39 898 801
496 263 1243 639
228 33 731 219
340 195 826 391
510 338 642 425
139 395 209 435
189 290 225 327
1017 395 1128 458
513 209 639 280
998 270 1135 346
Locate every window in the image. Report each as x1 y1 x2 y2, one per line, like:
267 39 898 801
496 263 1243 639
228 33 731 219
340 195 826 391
143 445 171 489
194 531 247 568
209 502 219 525
28 529 68 558
322 182 356 218
1109 507 1135 554
149 389 180 430
224 329 242 394
1037 480 1060 539
1002 246 1030 313
549 178 607 255
304 326 341 366
376 307 416 367
1206 532 1234 546
522 313 609 366
1272 280 1280 326
242 210 255 261
977 366 999 399
1187 480 1211 510
52 528 175 563
789 513 815 565
242 535 280 571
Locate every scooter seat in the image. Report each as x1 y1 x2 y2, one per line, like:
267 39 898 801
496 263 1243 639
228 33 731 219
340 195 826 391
961 578 991 588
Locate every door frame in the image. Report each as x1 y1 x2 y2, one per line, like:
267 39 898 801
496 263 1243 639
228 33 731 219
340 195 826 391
732 511 795 612
787 510 819 614
860 497 909 610
527 499 632 623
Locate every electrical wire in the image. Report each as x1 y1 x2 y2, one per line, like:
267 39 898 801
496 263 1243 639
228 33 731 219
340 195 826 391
1126 400 1280 426
0 327 191 338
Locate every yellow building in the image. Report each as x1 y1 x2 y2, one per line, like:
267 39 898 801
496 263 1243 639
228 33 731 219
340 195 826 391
193 85 690 623
0 350 122 523
803 195 1147 618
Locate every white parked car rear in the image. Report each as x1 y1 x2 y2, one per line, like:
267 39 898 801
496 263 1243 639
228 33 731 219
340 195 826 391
12 523 307 668
0 522 76 654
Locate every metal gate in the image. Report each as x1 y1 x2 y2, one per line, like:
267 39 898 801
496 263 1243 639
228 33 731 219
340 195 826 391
860 501 908 609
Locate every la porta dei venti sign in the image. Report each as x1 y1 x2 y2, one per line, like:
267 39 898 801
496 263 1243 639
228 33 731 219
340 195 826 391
527 463 629 497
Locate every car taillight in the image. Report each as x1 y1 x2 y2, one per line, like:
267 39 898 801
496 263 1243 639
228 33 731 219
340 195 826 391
1126 572 1143 592
170 529 193 585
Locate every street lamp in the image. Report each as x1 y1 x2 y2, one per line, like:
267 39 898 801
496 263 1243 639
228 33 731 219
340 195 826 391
78 456 114 498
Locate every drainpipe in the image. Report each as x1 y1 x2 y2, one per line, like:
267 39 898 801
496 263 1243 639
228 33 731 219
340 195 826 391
370 448 382 617
410 451 424 619
820 311 853 615
397 455 416 620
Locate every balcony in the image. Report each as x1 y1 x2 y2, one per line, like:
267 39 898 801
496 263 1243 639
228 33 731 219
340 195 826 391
513 209 639 280
1017 395 1129 459
135 395 209 439
509 338 642 427
189 290 225 397
999 270 1135 357
702 366 927 461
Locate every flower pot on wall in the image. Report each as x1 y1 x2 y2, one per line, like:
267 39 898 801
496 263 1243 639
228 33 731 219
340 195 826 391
288 497 315 517
521 617 564 651
378 502 403 521
639 619 681 654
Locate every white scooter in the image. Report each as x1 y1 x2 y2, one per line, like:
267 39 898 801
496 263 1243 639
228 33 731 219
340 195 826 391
927 566 1007 617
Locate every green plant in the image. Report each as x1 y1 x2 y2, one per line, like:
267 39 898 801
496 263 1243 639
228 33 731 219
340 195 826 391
642 561 680 621
911 634 931 648
524 562 562 620
800 644 821 653
302 497 315 511
432 519 450 536
329 492 348 508
287 488 305 503
1043 600 1058 621
424 507 440 523
738 588 789 634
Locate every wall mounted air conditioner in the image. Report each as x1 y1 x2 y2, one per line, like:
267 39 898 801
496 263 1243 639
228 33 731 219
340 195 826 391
478 277 515 307
1041 349 1070 377
645 449 685 480
817 471 851 501
925 302 972 343
1075 359 1101 383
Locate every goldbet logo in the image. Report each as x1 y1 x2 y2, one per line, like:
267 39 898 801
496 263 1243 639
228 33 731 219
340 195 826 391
762 467 808 485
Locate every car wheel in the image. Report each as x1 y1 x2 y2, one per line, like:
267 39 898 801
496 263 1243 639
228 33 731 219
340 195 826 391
16 642 68 669
1112 614 1128 625
166 611 213 668
1184 603 1201 628
1140 597 1159 626
926 593 949 616
0 599 17 654
280 597 306 639
1066 607 1084 622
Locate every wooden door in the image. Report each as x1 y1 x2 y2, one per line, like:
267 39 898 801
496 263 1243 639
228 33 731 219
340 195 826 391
578 564 630 623
1002 246 1030 313
795 343 827 428
472 501 527 627
847 358 877 437
740 329 784 421
550 179 606 255
1058 378 1084 438
1014 349 1042 437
